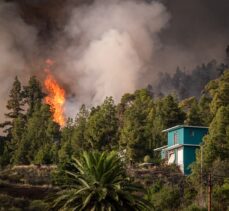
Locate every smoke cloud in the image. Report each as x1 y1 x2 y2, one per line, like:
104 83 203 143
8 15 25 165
0 0 228 119
0 2 37 120
60 0 169 114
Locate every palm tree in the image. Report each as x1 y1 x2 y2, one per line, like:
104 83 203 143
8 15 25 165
51 151 152 210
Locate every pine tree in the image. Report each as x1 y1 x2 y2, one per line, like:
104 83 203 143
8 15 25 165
58 105 89 164
85 97 118 151
119 89 155 162
202 105 229 167
0 77 24 137
156 95 186 128
10 115 26 164
22 76 45 116
185 99 203 126
58 118 75 164
71 105 89 150
204 70 229 115
14 104 60 164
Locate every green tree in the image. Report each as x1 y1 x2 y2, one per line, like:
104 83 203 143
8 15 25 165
23 76 45 116
198 95 213 126
85 97 118 151
58 105 89 166
13 104 60 164
204 70 229 115
0 77 24 166
58 118 75 165
0 76 24 137
119 89 155 162
145 182 181 211
184 99 203 126
9 115 26 164
156 95 186 129
201 105 229 167
71 105 89 151
51 151 152 211
212 179 229 211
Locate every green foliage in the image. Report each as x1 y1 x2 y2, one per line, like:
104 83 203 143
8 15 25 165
183 204 207 211
184 98 204 126
5 77 24 120
0 194 49 211
28 200 49 211
156 94 186 128
202 105 229 166
13 104 60 165
145 182 181 211
22 76 45 116
189 70 229 210
198 95 213 125
0 77 24 164
51 151 152 211
85 97 119 150
204 69 229 115
0 194 29 211
119 89 155 162
71 104 89 150
58 105 89 163
212 179 229 211
0 68 228 210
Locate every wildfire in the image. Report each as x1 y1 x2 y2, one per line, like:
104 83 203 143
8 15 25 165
44 59 66 126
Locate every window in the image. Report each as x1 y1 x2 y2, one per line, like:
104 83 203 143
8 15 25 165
190 130 195 137
174 132 178 144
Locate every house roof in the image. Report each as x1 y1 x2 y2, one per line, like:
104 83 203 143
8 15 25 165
162 125 208 133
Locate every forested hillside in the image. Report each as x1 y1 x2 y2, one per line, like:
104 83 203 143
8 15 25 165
0 68 228 210
150 60 228 99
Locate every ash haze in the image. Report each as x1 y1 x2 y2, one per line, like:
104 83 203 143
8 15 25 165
0 0 229 119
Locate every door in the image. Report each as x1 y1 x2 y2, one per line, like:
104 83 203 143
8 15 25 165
177 147 184 173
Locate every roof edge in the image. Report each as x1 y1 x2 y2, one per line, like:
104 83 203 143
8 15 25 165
162 125 208 133
154 145 168 151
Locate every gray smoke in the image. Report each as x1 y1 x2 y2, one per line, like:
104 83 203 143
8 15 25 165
154 0 229 73
0 0 228 119
59 0 169 115
0 2 37 120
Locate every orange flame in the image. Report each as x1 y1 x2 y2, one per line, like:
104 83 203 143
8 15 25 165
44 59 66 126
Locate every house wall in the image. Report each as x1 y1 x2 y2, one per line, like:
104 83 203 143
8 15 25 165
168 128 184 146
161 149 167 159
183 128 208 145
183 146 199 175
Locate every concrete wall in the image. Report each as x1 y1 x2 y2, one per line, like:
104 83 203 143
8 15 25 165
183 146 199 175
168 128 184 146
183 127 208 145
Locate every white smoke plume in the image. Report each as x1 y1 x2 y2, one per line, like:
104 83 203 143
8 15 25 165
59 0 170 115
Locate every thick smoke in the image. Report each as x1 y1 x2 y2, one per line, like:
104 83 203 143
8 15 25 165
0 0 229 119
0 2 37 120
154 0 229 73
60 0 169 114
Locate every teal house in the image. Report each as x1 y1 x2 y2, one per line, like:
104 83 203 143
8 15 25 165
154 125 208 175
